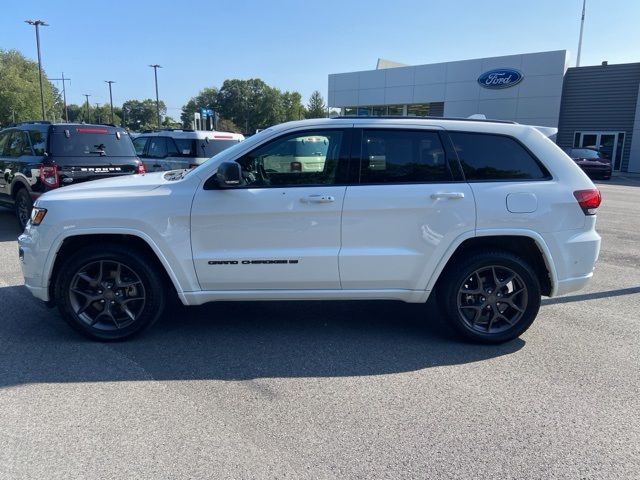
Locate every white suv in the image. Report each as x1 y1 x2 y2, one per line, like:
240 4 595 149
132 129 244 172
18 117 601 343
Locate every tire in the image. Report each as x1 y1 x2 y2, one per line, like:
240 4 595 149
437 250 541 344
14 188 33 230
54 244 166 341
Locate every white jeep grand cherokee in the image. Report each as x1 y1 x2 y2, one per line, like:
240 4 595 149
18 117 601 343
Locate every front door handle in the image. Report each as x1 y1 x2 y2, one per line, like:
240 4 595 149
300 194 335 204
431 192 465 200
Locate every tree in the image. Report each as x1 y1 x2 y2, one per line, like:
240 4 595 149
122 99 166 131
0 49 61 126
305 90 326 119
282 91 305 121
180 87 218 128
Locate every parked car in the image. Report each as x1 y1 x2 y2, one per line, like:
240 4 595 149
0 122 144 229
19 117 601 343
564 147 612 180
132 129 244 172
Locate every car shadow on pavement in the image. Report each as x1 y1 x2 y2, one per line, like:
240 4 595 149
542 286 640 305
0 207 22 242
0 285 525 387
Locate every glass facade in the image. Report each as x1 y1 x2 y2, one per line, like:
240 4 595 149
342 103 443 117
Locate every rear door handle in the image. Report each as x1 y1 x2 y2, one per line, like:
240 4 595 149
430 192 465 200
300 194 335 204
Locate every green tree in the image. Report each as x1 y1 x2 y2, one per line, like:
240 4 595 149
282 91 305 121
122 99 166 131
180 87 218 128
305 90 326 119
0 49 61 126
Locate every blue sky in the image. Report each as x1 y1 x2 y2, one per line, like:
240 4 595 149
2 0 638 120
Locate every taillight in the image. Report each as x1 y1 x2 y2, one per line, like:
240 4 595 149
39 163 59 189
136 162 146 174
573 189 601 215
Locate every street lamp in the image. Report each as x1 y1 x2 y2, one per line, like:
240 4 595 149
149 64 162 128
25 19 49 121
105 80 116 124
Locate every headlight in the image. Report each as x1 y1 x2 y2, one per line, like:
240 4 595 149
30 207 47 226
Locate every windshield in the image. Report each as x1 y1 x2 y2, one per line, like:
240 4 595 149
50 129 135 157
570 148 603 159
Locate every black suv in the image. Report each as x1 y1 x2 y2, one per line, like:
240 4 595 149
0 122 144 228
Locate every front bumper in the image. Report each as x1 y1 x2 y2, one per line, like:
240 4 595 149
18 226 51 302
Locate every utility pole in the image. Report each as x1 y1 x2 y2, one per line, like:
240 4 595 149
25 19 49 121
149 64 162 128
576 0 586 67
95 103 101 124
51 73 71 122
83 94 91 123
105 80 115 124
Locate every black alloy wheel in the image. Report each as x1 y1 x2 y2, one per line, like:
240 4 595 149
55 244 166 340
439 250 541 343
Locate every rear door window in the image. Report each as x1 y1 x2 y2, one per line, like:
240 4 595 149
28 129 47 156
7 131 32 157
166 137 181 157
50 127 135 157
146 137 168 158
359 129 453 184
132 136 148 156
449 132 549 181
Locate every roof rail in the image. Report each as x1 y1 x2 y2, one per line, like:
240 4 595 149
334 115 518 124
12 120 52 126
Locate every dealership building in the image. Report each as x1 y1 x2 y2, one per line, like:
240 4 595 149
328 50 640 173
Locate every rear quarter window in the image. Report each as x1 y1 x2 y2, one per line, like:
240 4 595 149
449 132 550 181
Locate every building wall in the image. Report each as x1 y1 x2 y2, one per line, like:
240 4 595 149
557 63 640 172
328 50 568 127
627 84 640 173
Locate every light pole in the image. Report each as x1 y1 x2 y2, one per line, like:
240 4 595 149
105 80 115 124
51 72 71 122
576 0 586 67
149 64 162 128
83 94 91 123
25 19 49 121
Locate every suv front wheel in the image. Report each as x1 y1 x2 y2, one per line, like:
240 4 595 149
438 250 541 344
54 244 166 340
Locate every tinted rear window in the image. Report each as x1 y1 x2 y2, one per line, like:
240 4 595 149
360 129 452 183
50 129 135 157
449 132 549 181
201 139 241 157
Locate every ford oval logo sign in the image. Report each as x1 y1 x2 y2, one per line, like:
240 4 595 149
477 68 524 89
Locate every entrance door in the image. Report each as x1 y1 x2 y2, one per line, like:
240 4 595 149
574 131 625 171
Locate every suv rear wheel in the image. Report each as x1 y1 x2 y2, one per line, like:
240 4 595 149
14 188 33 230
54 244 166 341
438 250 541 344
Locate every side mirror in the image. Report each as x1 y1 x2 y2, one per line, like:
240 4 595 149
213 161 242 188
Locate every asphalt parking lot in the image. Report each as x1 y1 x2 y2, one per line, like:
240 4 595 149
0 179 638 479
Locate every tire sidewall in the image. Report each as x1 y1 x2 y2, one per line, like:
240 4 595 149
15 189 33 230
55 245 166 341
441 252 541 344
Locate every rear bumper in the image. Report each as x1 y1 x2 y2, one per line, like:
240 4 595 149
543 218 601 297
555 273 593 296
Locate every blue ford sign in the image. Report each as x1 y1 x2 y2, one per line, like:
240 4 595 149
477 68 524 89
